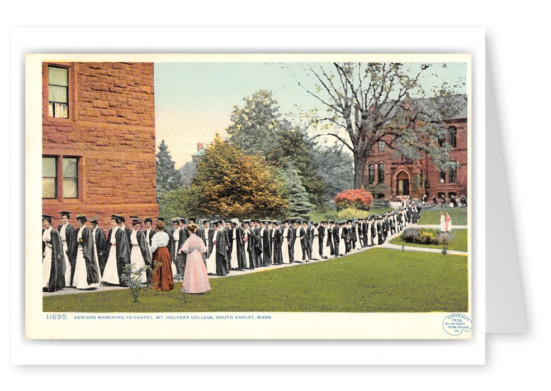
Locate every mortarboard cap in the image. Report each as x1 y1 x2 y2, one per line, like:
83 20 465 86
42 214 52 223
76 215 87 222
59 211 71 218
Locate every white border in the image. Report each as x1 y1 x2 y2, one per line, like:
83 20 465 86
11 27 485 365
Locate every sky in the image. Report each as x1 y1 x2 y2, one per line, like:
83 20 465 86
154 62 467 168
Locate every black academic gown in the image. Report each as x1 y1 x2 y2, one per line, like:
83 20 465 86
300 227 309 261
261 227 271 266
215 229 229 276
75 227 100 285
254 227 263 267
43 228 66 292
318 226 325 258
235 226 246 270
106 227 131 285
58 223 77 286
93 227 107 274
332 226 340 256
271 228 283 265
327 226 334 255
143 228 157 247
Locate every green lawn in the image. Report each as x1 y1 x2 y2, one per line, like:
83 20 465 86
43 248 468 313
390 229 468 252
418 207 468 226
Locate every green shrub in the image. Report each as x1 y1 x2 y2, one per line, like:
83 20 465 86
400 228 453 246
336 207 370 220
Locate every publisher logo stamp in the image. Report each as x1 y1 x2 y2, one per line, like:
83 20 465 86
442 314 472 336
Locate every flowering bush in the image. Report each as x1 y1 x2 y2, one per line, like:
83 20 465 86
334 189 374 211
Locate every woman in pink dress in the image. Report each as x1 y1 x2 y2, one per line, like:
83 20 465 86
445 212 452 232
179 223 211 294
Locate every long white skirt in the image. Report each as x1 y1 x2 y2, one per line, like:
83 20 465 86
311 236 319 259
172 241 179 277
322 236 329 258
338 230 346 255
354 230 362 250
206 244 217 274
282 238 290 264
73 247 99 290
102 246 120 285
294 238 302 261
43 246 53 288
244 242 251 268
230 239 238 269
440 217 446 232
93 241 102 281
130 246 147 284
62 242 72 286
367 226 372 246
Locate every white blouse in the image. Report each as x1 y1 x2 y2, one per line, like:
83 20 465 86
150 231 169 255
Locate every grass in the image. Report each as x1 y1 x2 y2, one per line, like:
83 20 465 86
390 229 468 252
43 248 468 313
310 207 393 223
418 207 468 226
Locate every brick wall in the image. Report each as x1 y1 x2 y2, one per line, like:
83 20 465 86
42 62 158 228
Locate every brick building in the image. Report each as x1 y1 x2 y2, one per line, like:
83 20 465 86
42 62 158 228
364 94 468 201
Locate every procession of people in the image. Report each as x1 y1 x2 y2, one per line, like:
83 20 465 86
42 203 423 294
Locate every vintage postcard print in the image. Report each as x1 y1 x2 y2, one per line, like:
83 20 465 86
26 53 472 339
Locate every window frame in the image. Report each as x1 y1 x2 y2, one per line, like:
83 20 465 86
449 126 457 148
368 164 375 185
42 156 58 199
47 65 70 119
62 156 79 199
377 163 385 184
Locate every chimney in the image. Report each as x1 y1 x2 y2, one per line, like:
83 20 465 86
197 143 204 151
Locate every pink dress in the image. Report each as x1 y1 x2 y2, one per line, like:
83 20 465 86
181 233 211 294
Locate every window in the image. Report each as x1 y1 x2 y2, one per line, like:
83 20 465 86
42 157 57 199
378 141 385 153
63 157 78 198
449 127 457 148
368 164 375 184
378 163 385 184
48 66 69 118
439 171 446 183
449 165 457 183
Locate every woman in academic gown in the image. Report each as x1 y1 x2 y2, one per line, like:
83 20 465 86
149 220 174 291
214 220 229 276
57 211 77 287
271 221 283 265
180 223 211 294
242 221 254 269
311 223 320 260
206 222 218 275
90 218 107 277
293 222 303 263
42 215 66 292
228 222 239 270
103 215 131 286
72 216 100 290
281 221 292 264
338 222 346 255
130 218 151 284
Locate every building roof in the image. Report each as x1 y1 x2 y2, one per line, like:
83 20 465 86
380 94 467 122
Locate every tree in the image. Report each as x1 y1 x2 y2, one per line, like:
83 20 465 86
156 140 182 195
298 63 463 188
280 164 313 219
190 134 288 219
226 89 283 156
309 142 354 206
226 90 326 207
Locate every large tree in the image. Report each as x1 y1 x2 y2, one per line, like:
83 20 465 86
299 62 462 189
156 140 183 195
226 90 326 207
189 134 288 219
279 164 313 220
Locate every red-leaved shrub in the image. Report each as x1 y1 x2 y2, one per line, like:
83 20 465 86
334 189 374 211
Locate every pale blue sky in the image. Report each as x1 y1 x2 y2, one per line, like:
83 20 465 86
154 62 467 168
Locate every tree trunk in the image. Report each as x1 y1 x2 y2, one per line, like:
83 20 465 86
353 154 367 189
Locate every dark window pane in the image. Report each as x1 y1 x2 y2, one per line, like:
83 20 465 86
378 164 385 184
63 178 78 198
48 66 68 86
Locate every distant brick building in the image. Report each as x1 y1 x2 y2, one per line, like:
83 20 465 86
42 62 158 228
364 94 468 201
